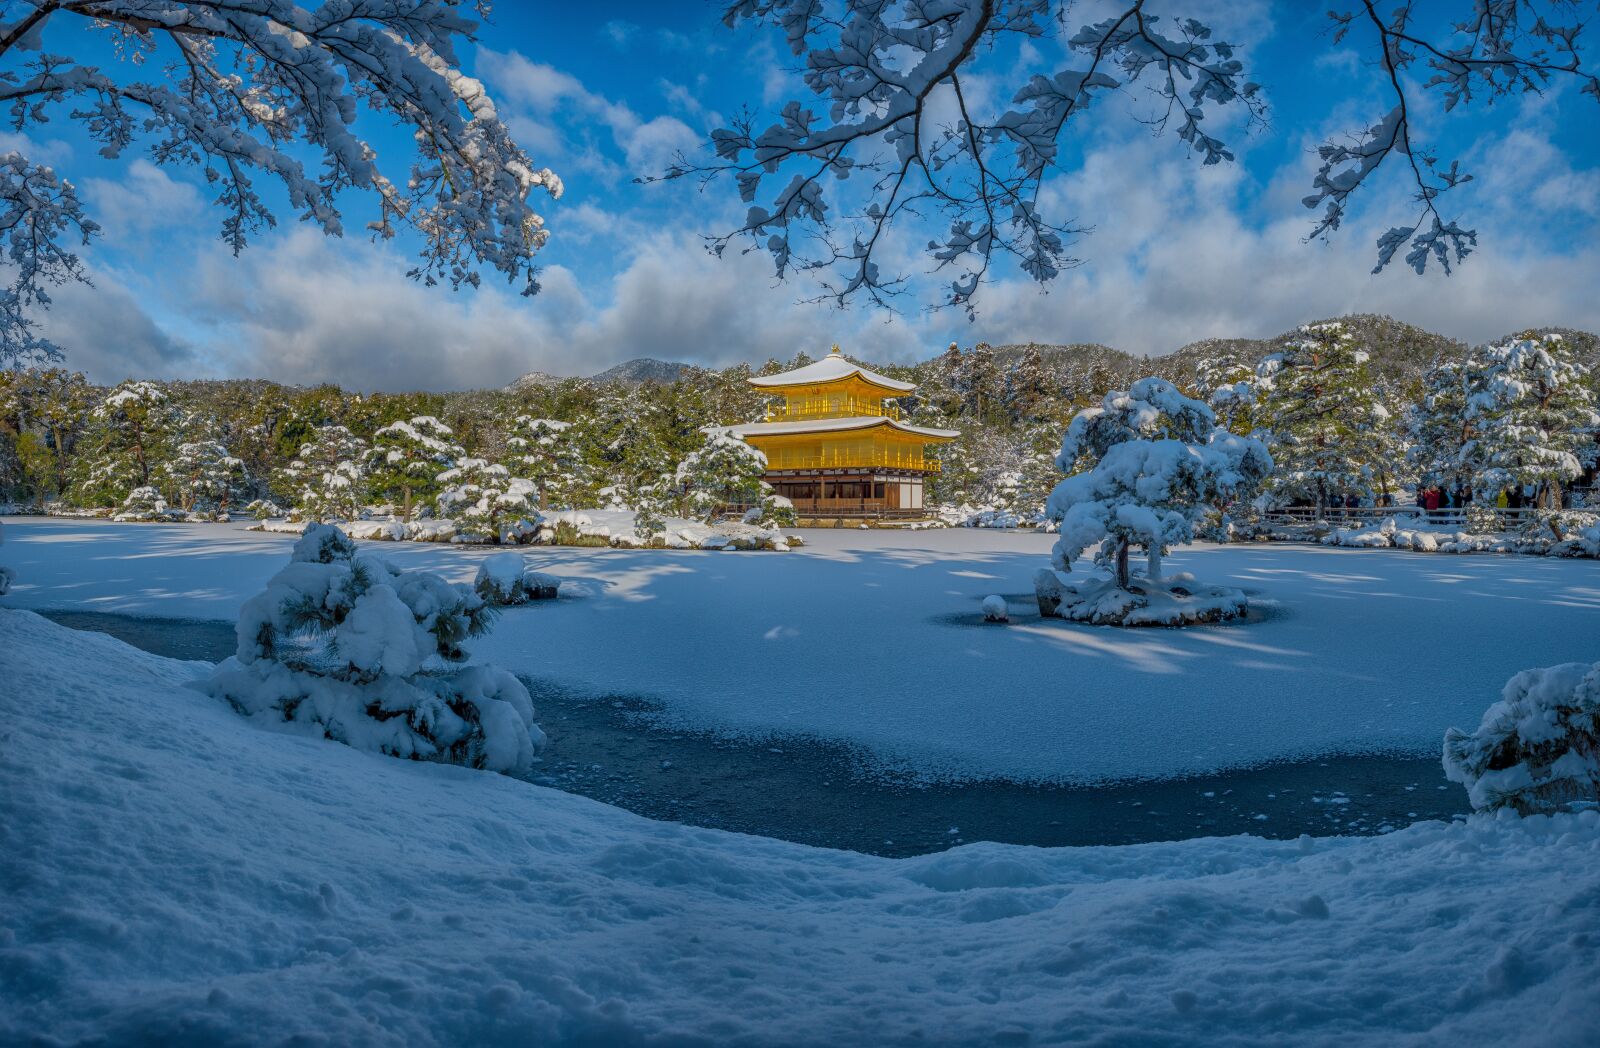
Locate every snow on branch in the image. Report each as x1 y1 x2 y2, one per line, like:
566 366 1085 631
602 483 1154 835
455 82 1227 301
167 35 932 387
658 1 1263 315
1310 1 1598 274
0 0 559 364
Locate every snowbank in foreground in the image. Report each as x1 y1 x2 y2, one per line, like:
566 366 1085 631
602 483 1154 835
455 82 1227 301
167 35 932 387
2 610 1597 1046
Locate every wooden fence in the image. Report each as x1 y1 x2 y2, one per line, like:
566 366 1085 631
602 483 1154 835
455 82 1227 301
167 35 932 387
1260 506 1546 528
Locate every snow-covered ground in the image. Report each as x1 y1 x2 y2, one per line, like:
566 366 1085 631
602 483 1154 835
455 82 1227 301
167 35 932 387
6 517 1600 783
3 609 1597 1046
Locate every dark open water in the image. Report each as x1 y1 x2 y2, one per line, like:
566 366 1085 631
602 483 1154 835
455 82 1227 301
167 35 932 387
41 609 1467 857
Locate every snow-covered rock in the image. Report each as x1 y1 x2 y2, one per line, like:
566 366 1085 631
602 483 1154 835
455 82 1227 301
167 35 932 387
475 552 560 605
980 595 1009 622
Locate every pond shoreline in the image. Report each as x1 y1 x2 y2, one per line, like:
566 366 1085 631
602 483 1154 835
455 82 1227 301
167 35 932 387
37 608 1468 857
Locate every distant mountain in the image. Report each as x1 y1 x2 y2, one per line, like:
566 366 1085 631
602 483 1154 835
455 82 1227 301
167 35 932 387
590 358 698 385
1163 313 1469 387
507 370 562 390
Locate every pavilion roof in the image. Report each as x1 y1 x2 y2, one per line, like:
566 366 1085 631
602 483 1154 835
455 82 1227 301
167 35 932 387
730 416 958 440
748 347 916 393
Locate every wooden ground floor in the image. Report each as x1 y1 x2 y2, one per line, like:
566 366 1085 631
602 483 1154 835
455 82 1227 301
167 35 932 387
765 468 932 520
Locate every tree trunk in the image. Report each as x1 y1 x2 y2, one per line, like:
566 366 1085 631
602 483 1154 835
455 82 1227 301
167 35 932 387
1146 542 1162 582
402 485 413 522
1114 536 1131 590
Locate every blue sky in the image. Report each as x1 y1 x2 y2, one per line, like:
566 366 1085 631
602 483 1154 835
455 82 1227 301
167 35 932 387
13 1 1600 389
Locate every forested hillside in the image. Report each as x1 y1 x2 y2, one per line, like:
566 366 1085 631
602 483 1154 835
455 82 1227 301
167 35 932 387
2 315 1596 522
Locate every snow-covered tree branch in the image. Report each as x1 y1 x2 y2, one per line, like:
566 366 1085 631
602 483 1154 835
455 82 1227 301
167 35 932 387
672 0 1594 312
0 0 560 363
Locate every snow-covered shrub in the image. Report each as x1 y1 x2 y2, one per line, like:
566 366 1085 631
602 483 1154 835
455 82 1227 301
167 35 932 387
1039 377 1271 626
1463 502 1501 535
246 498 284 520
1444 662 1600 815
278 425 368 523
981 595 1009 622
113 486 180 522
436 458 534 544
475 552 559 605
205 524 545 775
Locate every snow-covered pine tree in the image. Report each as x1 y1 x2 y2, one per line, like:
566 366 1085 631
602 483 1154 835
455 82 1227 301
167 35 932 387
674 428 769 523
206 524 546 775
165 440 250 519
366 417 463 521
1462 333 1598 518
1407 352 1476 495
505 416 581 510
1252 323 1396 516
72 381 176 507
435 458 534 544
1194 352 1259 435
1004 346 1051 423
277 425 369 523
1039 377 1272 625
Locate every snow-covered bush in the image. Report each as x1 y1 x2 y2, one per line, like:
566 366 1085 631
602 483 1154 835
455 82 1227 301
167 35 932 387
246 498 284 520
112 486 180 522
1444 662 1600 815
205 524 545 775
435 458 535 543
1038 377 1271 626
278 425 368 523
475 553 560 605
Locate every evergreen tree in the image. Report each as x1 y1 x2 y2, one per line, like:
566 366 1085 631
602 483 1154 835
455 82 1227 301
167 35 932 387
1407 353 1475 492
435 458 533 543
278 425 368 522
506 416 583 510
165 441 250 518
1004 345 1051 422
367 416 463 520
1252 323 1396 515
674 429 768 522
1463 333 1598 512
73 381 177 507
1047 378 1272 588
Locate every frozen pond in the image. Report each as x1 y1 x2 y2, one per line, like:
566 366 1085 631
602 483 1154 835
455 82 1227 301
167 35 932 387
9 517 1596 787
39 609 1466 856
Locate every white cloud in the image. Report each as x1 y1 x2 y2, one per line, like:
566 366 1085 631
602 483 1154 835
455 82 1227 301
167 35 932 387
81 160 204 246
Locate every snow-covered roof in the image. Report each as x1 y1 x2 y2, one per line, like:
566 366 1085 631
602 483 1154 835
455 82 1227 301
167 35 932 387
731 416 958 440
748 347 916 393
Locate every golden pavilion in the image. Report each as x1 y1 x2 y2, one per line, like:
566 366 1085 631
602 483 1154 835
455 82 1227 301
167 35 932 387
732 346 958 519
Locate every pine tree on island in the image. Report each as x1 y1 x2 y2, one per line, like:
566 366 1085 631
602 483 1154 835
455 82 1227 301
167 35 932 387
1037 377 1272 626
